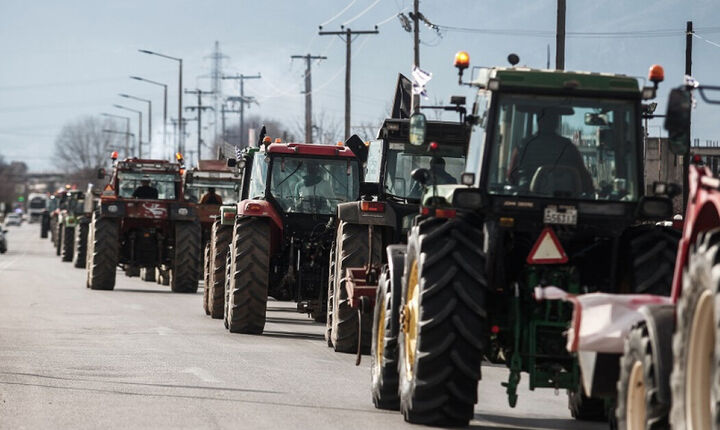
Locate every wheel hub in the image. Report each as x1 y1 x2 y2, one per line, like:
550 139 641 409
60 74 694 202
686 289 714 430
627 360 646 430
403 260 419 380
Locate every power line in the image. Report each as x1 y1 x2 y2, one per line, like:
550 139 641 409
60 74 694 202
435 24 720 38
342 0 383 26
319 0 358 27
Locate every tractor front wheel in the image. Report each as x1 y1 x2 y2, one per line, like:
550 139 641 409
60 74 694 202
203 242 211 314
670 229 720 429
61 225 75 262
398 216 487 426
72 222 88 268
170 222 201 293
86 214 119 290
209 222 232 319
227 217 270 334
371 265 399 410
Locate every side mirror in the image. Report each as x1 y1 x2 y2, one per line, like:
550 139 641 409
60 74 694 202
664 87 692 156
97 168 106 179
344 134 368 164
409 113 427 146
411 168 430 186
359 182 379 196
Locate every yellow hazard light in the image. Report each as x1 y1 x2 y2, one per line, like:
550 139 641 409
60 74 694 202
336 141 344 147
175 152 183 161
648 64 664 84
263 136 272 143
454 51 470 70
111 151 118 160
274 138 282 143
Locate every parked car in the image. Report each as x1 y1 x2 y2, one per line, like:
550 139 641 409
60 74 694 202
5 213 22 226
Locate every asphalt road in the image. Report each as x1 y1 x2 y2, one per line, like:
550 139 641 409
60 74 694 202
0 222 607 429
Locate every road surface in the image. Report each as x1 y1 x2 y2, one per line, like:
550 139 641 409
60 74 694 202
0 222 606 429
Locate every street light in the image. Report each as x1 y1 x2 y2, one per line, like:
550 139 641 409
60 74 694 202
101 113 131 157
113 104 143 158
131 76 168 159
138 49 183 153
119 93 152 156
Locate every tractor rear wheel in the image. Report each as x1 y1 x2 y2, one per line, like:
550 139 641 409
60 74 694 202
40 214 49 238
72 222 88 268
55 223 62 256
170 222 201 293
61 225 75 262
615 323 667 430
227 217 270 334
209 222 232 319
670 229 720 430
331 222 381 354
398 216 487 426
203 242 211 314
568 382 607 422
325 243 336 346
371 266 400 410
86 214 119 290
629 226 680 295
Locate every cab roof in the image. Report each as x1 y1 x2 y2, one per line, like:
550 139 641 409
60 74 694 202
264 142 356 158
472 67 641 94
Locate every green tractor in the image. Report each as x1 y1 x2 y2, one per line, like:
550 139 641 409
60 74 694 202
370 54 680 425
56 190 85 263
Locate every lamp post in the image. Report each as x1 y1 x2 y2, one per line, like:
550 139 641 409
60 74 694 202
119 93 152 157
113 104 143 157
130 76 168 159
101 112 131 158
138 50 183 153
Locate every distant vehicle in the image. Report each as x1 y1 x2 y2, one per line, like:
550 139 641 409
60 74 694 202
27 193 48 223
5 213 22 226
0 228 7 254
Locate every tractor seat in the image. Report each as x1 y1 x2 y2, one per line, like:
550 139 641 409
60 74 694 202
530 165 582 197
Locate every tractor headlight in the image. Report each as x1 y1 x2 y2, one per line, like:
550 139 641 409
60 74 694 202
178 207 189 216
107 205 118 213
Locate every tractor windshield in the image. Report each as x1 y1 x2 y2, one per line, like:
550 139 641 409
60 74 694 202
117 172 178 200
383 142 466 200
269 156 359 215
485 93 639 201
184 181 239 205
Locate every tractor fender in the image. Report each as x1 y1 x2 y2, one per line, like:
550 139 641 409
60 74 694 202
384 244 406 337
237 199 283 254
337 201 397 227
637 303 675 405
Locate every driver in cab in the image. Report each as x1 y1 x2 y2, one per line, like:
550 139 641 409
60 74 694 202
295 163 334 199
132 176 159 199
507 111 594 195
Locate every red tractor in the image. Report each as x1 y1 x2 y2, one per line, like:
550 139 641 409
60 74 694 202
85 153 201 293
224 139 361 333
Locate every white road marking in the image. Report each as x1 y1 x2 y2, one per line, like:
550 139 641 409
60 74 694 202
181 367 220 383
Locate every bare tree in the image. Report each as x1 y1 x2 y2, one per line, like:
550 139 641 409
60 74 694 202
291 110 344 145
54 116 124 173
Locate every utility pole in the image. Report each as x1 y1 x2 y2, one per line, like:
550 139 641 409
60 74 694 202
412 0 420 112
556 0 566 70
184 89 214 161
291 54 327 143
683 20 693 207
319 26 379 139
222 73 261 148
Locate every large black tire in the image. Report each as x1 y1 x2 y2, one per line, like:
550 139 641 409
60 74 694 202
61 225 75 262
227 217 270 334
40 214 49 238
629 226 680 295
331 222 381 353
209 222 232 319
86 214 119 290
568 382 607 422
55 223 62 256
615 323 667 429
223 245 232 330
140 267 156 282
325 243 336 347
170 222 201 293
371 266 400 410
203 243 211 315
398 216 487 426
670 230 720 430
72 222 88 268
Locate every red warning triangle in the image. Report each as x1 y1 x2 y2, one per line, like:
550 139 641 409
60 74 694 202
527 227 568 264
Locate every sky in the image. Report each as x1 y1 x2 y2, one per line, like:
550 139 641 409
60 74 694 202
1 0 719 172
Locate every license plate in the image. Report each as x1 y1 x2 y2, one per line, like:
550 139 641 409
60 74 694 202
543 205 577 225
